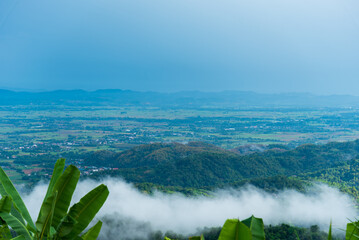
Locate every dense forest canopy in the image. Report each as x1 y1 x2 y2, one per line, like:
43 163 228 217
86 140 359 188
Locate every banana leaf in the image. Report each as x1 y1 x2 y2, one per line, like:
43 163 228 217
189 234 205 240
61 184 109 238
10 236 26 240
0 212 32 240
0 167 36 231
346 221 359 240
36 191 57 239
242 215 265 240
81 221 102 240
218 219 252 240
11 205 25 225
48 165 80 229
43 158 65 202
0 196 12 213
0 224 12 239
328 221 332 240
0 196 14 238
0 184 7 198
56 214 77 237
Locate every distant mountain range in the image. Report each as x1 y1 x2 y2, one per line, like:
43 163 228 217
85 140 359 188
1 89 359 108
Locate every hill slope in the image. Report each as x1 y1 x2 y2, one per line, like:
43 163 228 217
85 140 359 188
299 158 359 200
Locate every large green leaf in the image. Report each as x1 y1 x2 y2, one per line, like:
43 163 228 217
346 221 359 240
36 191 57 239
0 167 36 231
328 221 332 240
0 198 18 239
48 165 80 229
0 224 12 239
43 158 65 201
61 184 109 238
0 212 32 240
0 184 7 198
242 215 265 240
10 236 26 240
56 215 77 237
11 205 25 225
0 196 12 213
219 219 239 240
35 158 65 236
81 221 102 240
218 219 252 240
189 234 205 240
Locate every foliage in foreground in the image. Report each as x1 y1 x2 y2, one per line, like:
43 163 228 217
164 216 266 240
0 159 109 240
159 224 330 240
163 216 359 240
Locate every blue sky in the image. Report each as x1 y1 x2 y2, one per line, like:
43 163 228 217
0 0 359 94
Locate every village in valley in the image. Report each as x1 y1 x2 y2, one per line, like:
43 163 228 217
2 104 359 184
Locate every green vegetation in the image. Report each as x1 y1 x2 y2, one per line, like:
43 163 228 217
86 140 359 189
2 91 359 239
346 221 359 240
265 224 332 240
0 157 357 240
163 216 347 240
155 224 334 240
298 158 359 201
134 183 212 196
224 175 309 193
3 99 359 187
133 175 307 197
0 159 109 240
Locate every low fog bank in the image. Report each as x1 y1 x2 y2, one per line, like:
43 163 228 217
22 178 357 239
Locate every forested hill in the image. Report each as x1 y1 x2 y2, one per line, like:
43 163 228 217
85 140 359 188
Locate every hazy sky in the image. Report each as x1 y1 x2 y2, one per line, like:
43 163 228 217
0 0 359 94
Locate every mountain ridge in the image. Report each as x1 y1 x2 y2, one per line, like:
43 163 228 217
1 89 359 107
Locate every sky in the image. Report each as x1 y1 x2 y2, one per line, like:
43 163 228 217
0 0 359 94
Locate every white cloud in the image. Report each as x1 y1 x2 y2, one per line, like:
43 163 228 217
21 178 356 239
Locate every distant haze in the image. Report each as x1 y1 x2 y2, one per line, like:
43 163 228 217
0 0 359 94
2 89 359 108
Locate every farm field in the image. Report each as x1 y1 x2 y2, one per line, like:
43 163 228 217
1 106 359 151
2 104 359 184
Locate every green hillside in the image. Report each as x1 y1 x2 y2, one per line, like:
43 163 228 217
299 158 359 200
86 140 359 188
224 175 309 193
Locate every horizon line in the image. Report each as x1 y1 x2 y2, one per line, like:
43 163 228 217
0 88 358 97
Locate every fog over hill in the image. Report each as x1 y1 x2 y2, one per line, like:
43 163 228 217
21 178 356 240
1 89 359 108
